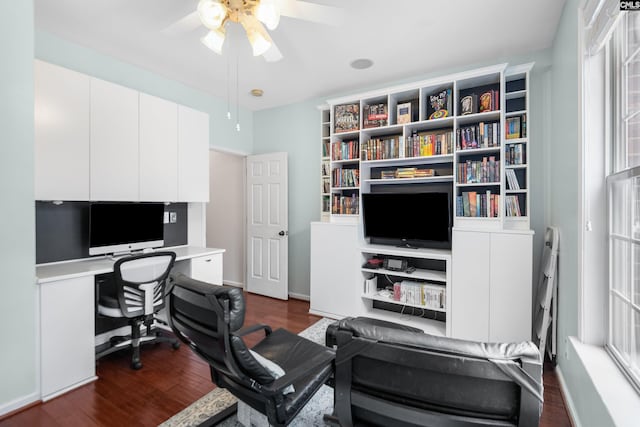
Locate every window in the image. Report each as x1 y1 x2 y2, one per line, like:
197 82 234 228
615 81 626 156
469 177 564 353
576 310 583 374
608 12 640 393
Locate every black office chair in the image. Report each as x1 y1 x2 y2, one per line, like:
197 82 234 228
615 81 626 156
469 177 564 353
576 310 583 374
327 317 544 427
167 273 335 427
96 251 180 370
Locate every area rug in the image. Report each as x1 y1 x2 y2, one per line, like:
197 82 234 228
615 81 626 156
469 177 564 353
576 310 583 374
159 317 336 427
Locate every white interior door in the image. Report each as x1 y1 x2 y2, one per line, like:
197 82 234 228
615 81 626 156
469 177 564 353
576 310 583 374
246 153 288 300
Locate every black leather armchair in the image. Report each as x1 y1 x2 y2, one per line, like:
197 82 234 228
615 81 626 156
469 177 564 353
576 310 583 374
167 273 335 427
328 317 543 427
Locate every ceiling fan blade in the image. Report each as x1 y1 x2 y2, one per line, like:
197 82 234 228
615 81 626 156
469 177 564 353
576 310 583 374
263 42 283 62
161 11 202 36
278 0 345 26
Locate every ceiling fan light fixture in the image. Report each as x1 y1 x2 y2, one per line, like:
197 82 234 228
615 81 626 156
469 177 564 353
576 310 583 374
246 27 272 56
255 0 280 30
197 0 227 30
201 28 226 54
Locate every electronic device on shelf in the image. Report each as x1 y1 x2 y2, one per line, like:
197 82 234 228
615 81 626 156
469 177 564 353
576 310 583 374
383 258 408 271
362 190 453 250
89 202 165 256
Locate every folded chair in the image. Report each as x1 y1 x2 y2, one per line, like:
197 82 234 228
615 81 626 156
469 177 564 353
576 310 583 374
167 273 335 427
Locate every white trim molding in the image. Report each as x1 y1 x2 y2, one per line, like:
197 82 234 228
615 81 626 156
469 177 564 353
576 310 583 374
0 391 40 418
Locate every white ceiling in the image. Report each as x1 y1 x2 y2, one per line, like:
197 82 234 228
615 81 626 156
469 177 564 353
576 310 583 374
34 0 566 111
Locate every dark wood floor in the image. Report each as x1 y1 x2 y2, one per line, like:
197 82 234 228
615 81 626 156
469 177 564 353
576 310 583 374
1 293 572 426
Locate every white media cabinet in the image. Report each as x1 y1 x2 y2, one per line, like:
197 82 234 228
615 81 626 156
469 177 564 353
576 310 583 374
310 62 535 343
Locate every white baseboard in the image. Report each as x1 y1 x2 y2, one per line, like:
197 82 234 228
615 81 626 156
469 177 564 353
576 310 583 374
0 391 40 417
555 366 581 427
288 292 310 301
223 280 244 288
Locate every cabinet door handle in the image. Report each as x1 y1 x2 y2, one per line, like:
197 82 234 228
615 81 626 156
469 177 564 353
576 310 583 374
204 258 212 262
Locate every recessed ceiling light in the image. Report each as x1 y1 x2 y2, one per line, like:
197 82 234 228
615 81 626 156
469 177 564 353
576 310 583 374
250 88 264 97
350 58 374 70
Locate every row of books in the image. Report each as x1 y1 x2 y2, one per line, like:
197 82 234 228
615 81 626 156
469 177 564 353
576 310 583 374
505 195 524 216
332 140 360 161
363 103 388 128
322 141 330 158
406 130 454 157
390 280 446 310
379 167 435 180
361 136 401 161
505 169 521 190
506 114 527 139
321 160 330 176
457 191 500 218
321 178 330 194
332 168 360 188
332 194 359 215
322 196 330 213
457 157 500 184
505 143 525 165
457 122 500 150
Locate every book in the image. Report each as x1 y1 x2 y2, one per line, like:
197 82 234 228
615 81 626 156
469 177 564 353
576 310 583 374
363 103 388 128
460 94 478 115
334 103 360 133
427 88 453 120
397 102 412 124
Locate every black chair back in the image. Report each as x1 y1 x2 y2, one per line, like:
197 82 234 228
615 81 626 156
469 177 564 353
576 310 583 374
333 318 543 427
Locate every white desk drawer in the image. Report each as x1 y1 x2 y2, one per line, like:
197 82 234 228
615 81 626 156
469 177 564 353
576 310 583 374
190 254 222 285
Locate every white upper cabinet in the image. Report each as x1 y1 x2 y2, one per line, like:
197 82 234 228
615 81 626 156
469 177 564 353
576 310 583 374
139 93 178 201
34 60 91 201
178 105 210 202
90 78 139 201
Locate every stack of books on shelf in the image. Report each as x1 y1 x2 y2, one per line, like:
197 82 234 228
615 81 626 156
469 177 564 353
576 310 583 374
457 157 500 184
396 167 417 179
505 169 521 190
332 168 360 188
457 191 500 218
505 144 525 165
363 103 388 128
505 195 523 216
390 280 446 310
414 168 435 178
505 114 526 139
332 140 360 161
334 103 360 133
456 121 500 150
332 194 359 215
361 136 401 160
427 88 453 120
405 129 453 157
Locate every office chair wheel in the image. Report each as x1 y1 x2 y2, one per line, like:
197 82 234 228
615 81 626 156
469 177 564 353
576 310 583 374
172 341 181 350
131 361 142 370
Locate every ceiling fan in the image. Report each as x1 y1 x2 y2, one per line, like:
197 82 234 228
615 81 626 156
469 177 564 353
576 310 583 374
164 0 344 62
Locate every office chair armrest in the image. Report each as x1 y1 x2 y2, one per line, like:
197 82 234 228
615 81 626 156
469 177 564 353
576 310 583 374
235 323 273 337
261 350 335 396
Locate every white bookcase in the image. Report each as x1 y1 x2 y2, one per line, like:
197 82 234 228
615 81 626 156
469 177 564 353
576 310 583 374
311 62 534 341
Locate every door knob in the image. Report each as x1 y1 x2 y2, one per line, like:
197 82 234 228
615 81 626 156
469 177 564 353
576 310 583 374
278 230 288 236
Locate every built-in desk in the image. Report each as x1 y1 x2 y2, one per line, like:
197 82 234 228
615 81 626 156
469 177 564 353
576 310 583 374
36 246 225 401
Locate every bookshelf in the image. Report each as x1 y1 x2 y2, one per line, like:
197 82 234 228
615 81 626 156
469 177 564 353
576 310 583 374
322 62 532 231
320 107 331 221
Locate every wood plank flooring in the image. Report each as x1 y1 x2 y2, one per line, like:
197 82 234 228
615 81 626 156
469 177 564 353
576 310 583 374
0 293 572 426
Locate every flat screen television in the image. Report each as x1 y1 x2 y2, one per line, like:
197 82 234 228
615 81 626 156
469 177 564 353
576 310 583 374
362 191 452 249
89 202 165 256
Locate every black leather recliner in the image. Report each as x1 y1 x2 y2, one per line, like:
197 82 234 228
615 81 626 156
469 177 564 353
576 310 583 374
167 273 335 427
327 317 543 427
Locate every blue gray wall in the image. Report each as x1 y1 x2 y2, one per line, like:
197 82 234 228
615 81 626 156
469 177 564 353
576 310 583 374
0 1 37 410
36 31 254 154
